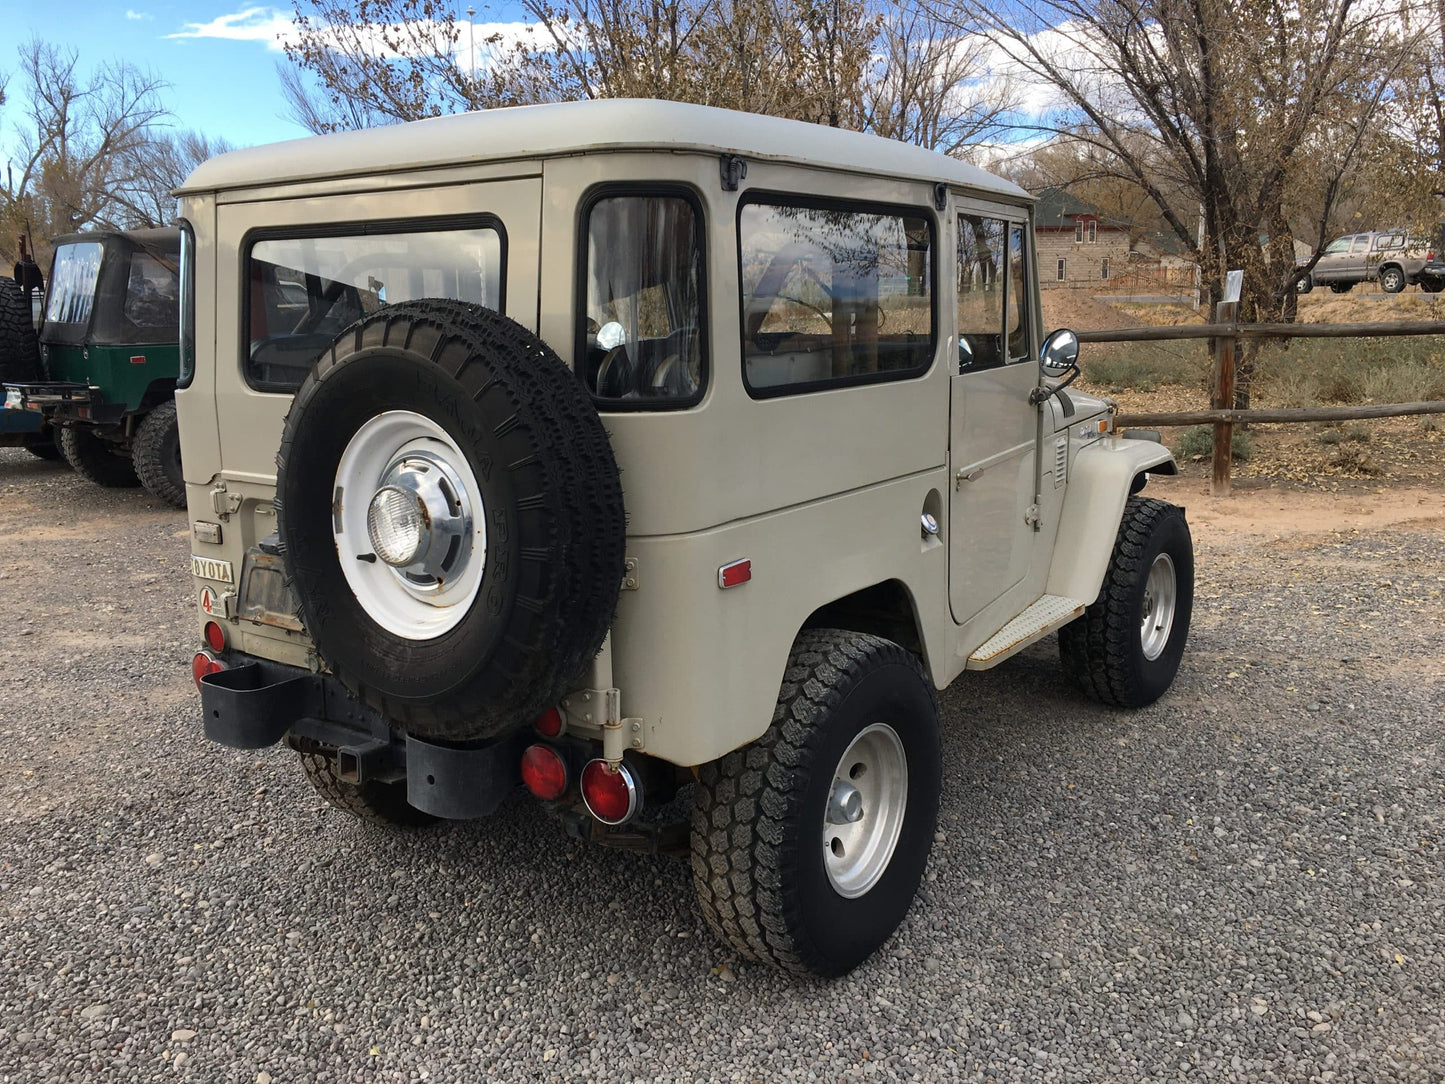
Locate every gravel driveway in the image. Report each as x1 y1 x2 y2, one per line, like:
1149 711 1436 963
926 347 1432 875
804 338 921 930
2 450 1443 1083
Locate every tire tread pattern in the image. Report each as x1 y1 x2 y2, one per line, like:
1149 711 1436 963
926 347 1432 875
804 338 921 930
294 745 436 827
690 629 934 976
0 278 42 382
132 400 186 507
59 425 140 488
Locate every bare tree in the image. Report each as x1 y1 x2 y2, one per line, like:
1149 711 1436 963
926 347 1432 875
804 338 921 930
123 130 237 227
1 41 169 267
937 0 1425 406
863 1 1015 156
1 41 233 269
281 0 992 144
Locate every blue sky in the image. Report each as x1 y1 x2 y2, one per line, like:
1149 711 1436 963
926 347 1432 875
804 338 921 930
3 2 528 153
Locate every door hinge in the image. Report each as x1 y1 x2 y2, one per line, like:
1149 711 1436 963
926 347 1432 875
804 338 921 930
621 556 639 591
720 155 748 191
209 481 242 519
1024 504 1041 531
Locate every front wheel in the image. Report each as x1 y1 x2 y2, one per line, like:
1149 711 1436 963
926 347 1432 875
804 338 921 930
691 630 941 977
1295 274 1313 294
132 401 186 507
1059 496 1194 709
1379 266 1406 294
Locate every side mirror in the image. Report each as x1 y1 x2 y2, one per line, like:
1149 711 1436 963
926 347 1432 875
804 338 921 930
1040 328 1080 378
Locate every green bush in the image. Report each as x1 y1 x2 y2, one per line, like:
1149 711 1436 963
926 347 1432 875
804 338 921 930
1176 425 1253 461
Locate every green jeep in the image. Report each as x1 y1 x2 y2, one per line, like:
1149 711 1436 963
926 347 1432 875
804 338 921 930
3 228 184 505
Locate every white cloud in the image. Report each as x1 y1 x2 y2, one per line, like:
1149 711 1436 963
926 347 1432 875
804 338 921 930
164 5 543 69
125 9 153 21
167 6 298 52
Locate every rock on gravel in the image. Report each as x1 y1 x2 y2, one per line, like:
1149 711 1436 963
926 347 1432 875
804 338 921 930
3 454 1445 1082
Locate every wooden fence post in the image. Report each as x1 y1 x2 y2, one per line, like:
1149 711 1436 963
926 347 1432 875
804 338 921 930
1210 271 1243 496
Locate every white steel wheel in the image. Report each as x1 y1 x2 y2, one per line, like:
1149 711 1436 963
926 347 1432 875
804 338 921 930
333 410 487 640
823 722 909 899
1140 552 1178 662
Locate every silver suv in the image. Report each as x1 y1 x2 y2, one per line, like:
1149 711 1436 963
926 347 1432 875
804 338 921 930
1298 229 1444 294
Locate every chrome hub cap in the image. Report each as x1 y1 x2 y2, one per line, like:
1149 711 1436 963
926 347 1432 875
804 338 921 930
1140 552 1178 661
823 723 908 899
334 411 486 640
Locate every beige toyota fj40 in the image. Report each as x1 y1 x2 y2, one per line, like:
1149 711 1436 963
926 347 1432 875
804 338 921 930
177 100 1191 978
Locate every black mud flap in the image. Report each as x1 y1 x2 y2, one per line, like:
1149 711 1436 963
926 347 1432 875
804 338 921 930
200 657 525 820
405 731 527 820
201 662 322 749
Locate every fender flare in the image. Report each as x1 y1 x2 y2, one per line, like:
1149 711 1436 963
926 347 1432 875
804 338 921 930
1045 437 1178 603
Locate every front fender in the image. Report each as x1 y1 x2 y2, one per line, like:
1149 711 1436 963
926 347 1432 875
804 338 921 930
1045 437 1178 604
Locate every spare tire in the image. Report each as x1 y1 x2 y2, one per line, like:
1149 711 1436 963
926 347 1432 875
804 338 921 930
276 300 626 743
0 277 42 382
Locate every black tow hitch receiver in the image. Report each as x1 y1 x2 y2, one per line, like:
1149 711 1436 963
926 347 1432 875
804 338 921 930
200 662 322 749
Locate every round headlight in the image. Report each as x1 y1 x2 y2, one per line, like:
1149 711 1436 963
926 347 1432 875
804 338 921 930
367 485 427 566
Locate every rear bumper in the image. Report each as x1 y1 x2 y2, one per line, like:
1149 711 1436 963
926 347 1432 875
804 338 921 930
0 403 45 436
200 658 524 819
3 381 130 426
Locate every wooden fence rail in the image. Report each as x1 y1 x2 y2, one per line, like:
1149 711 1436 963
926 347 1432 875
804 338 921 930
1078 320 1445 344
1080 315 1445 495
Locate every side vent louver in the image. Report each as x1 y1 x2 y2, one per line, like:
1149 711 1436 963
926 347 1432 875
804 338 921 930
1054 438 1069 488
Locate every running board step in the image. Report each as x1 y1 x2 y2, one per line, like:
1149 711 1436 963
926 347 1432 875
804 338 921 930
966 594 1087 670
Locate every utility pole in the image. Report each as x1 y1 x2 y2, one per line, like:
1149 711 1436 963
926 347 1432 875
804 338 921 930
467 6 476 80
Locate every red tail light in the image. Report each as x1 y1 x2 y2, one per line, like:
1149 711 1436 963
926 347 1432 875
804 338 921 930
534 706 564 738
191 651 225 689
580 759 640 825
520 744 569 801
203 620 226 653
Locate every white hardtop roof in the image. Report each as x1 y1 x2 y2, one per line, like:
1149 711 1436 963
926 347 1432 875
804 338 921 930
178 98 1029 201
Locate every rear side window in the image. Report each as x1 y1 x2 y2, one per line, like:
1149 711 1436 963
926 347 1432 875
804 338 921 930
740 197 934 397
578 190 706 408
245 222 504 391
45 242 104 327
123 251 180 330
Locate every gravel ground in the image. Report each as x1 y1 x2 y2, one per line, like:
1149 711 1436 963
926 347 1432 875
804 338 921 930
2 449 1444 1083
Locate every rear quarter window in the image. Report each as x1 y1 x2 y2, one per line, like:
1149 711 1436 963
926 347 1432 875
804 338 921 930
739 196 934 398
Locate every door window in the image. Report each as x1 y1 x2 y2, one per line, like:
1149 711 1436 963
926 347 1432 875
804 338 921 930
957 214 1005 370
1007 225 1029 362
958 215 1030 369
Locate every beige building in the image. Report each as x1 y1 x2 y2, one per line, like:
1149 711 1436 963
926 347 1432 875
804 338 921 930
1033 187 1134 289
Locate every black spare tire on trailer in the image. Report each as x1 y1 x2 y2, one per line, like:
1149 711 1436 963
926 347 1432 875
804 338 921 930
276 300 626 743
